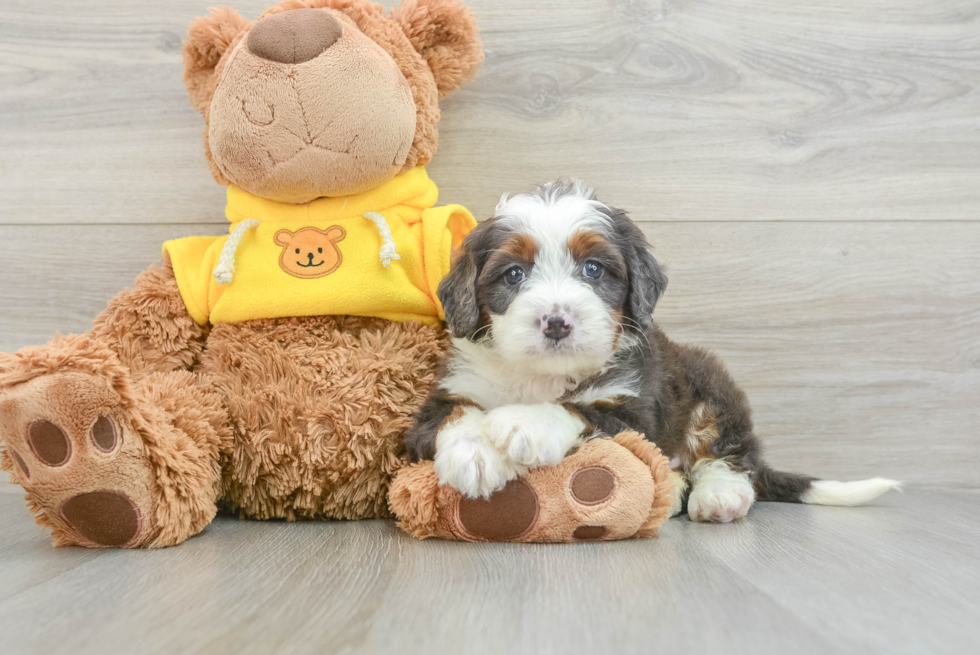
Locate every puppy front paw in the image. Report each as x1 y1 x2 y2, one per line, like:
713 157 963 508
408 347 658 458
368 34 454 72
434 408 519 499
484 404 586 469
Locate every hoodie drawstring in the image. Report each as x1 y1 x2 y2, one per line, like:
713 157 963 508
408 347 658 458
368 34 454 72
363 211 400 269
213 219 260 285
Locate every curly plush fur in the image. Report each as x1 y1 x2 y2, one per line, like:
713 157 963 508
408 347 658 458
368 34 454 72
203 315 446 520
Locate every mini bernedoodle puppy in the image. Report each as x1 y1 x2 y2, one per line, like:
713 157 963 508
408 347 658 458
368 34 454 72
405 181 898 522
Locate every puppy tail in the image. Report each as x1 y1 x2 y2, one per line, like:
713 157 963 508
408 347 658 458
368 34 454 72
755 467 900 506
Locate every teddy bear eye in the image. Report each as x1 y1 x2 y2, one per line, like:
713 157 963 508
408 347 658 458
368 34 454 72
318 248 322 253
295 248 300 254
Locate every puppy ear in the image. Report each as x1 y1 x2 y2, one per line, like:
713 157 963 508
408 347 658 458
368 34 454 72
608 209 668 330
437 243 480 338
628 244 668 328
182 7 250 114
392 0 484 99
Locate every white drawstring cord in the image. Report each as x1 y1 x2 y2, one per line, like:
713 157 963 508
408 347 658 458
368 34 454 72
363 211 400 269
213 219 260 285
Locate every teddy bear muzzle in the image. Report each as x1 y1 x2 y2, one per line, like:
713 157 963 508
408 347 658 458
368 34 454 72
247 9 342 64
206 7 419 203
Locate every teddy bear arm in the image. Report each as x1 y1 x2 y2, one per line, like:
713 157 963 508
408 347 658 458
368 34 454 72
89 254 208 380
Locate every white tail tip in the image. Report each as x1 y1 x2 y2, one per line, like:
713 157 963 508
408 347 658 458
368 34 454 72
802 478 901 506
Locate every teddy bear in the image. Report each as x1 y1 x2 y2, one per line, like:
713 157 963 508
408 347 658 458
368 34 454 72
0 0 484 548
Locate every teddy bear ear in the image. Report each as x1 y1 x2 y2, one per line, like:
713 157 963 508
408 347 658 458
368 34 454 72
325 226 347 242
392 0 484 99
182 7 250 114
274 229 294 246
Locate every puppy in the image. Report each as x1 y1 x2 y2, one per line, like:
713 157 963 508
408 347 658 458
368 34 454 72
405 180 898 522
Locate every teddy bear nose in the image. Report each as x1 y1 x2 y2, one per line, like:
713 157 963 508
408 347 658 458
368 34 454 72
247 9 342 64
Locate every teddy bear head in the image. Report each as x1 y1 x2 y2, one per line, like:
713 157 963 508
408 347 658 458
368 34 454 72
182 0 482 204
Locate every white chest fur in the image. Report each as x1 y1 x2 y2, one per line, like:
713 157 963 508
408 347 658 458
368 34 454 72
439 339 583 409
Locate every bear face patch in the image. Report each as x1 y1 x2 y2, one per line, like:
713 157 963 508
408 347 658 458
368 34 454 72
274 226 346 279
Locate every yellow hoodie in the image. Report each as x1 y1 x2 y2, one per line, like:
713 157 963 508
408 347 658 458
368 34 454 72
163 167 475 326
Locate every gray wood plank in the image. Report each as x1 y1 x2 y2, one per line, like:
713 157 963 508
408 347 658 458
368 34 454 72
649 221 980 487
0 224 226 350
1 1 979 224
700 492 980 654
0 489 977 655
1 221 976 486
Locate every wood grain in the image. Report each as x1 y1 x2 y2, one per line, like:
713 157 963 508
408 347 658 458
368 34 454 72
1 490 978 654
0 0 978 492
437 0 980 222
1 1 978 224
1 220 976 485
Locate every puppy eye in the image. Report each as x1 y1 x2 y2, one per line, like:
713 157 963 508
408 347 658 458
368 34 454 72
583 260 603 279
504 265 526 285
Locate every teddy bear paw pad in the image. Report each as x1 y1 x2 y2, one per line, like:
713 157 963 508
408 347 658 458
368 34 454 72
27 419 73 466
61 491 141 547
10 449 31 479
90 415 118 453
569 466 617 505
456 479 539 541
572 525 609 540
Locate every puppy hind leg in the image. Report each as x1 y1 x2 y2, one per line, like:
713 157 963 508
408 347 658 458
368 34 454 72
675 402 753 522
686 458 755 523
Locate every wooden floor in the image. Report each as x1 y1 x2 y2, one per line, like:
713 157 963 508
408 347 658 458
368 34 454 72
1 489 978 654
1 1 978 653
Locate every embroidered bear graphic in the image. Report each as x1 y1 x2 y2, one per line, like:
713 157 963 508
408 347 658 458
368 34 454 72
274 226 346 279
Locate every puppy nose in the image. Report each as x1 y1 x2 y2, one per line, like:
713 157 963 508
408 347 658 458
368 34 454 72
542 314 572 341
247 9 342 64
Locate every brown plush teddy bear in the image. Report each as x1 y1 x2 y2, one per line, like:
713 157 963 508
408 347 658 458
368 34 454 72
0 0 483 548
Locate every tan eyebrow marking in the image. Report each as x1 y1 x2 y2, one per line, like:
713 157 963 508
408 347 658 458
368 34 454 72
499 233 537 262
567 229 611 261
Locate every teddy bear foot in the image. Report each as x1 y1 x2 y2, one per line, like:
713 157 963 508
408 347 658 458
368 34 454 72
1 336 228 550
389 431 676 543
0 370 161 548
